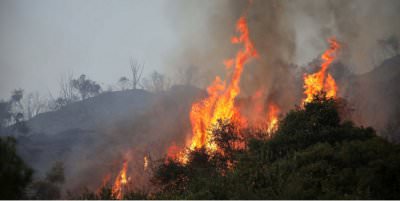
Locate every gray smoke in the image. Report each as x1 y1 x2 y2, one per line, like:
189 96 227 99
165 0 400 127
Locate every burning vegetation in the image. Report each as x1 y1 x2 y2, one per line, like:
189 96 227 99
2 0 400 200
303 38 340 104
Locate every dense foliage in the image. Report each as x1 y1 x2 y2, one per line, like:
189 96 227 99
151 95 400 199
13 94 400 199
0 137 33 199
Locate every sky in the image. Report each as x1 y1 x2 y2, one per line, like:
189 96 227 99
2 0 398 100
0 0 178 99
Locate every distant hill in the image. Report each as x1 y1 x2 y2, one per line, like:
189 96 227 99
14 85 204 189
26 89 154 135
345 55 400 141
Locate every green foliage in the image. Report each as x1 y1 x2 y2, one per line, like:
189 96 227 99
0 137 33 199
151 95 400 199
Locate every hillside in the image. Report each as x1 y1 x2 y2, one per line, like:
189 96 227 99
8 56 400 190
14 85 204 188
345 55 400 141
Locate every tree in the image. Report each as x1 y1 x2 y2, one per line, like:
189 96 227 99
71 74 102 100
11 89 23 105
118 76 130 91
29 161 65 199
22 92 47 119
0 137 33 199
59 71 78 104
142 71 171 92
0 101 12 129
130 59 144 89
224 95 398 199
176 65 199 86
152 94 400 199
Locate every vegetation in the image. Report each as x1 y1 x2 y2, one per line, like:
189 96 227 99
149 94 400 199
28 161 65 199
2 89 400 199
0 137 33 199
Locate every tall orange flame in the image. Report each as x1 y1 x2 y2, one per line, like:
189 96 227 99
266 103 280 134
143 156 149 171
112 161 129 200
187 15 258 153
303 38 340 104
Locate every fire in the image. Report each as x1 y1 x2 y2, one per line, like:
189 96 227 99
143 156 148 171
187 15 258 153
266 104 280 134
166 143 188 163
303 38 340 104
112 160 129 200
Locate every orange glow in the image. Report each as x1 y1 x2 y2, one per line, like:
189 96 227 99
186 15 258 154
166 143 188 163
97 173 111 194
266 104 280 134
143 156 149 171
112 161 129 200
303 38 340 104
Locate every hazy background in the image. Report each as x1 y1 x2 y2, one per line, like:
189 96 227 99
2 0 399 100
0 0 179 99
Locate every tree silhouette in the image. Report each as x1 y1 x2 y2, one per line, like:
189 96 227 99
0 137 33 199
130 59 144 89
71 74 102 100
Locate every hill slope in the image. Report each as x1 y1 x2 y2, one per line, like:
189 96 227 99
15 85 204 189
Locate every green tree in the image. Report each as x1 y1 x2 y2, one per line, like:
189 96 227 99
0 137 33 199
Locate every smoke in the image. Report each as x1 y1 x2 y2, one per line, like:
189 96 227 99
166 0 299 112
288 0 400 73
165 0 400 123
19 0 400 194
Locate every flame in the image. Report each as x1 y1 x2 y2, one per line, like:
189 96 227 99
187 15 257 154
112 161 129 200
143 155 148 171
266 103 280 134
166 143 188 163
303 37 340 104
96 173 111 194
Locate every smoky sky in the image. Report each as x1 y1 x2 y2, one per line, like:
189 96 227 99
1 0 400 100
0 0 178 99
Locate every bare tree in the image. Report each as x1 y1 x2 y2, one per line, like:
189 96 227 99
23 92 47 119
10 89 24 122
130 58 144 89
59 71 77 104
176 65 199 86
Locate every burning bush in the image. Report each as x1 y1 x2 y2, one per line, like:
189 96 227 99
149 94 400 199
